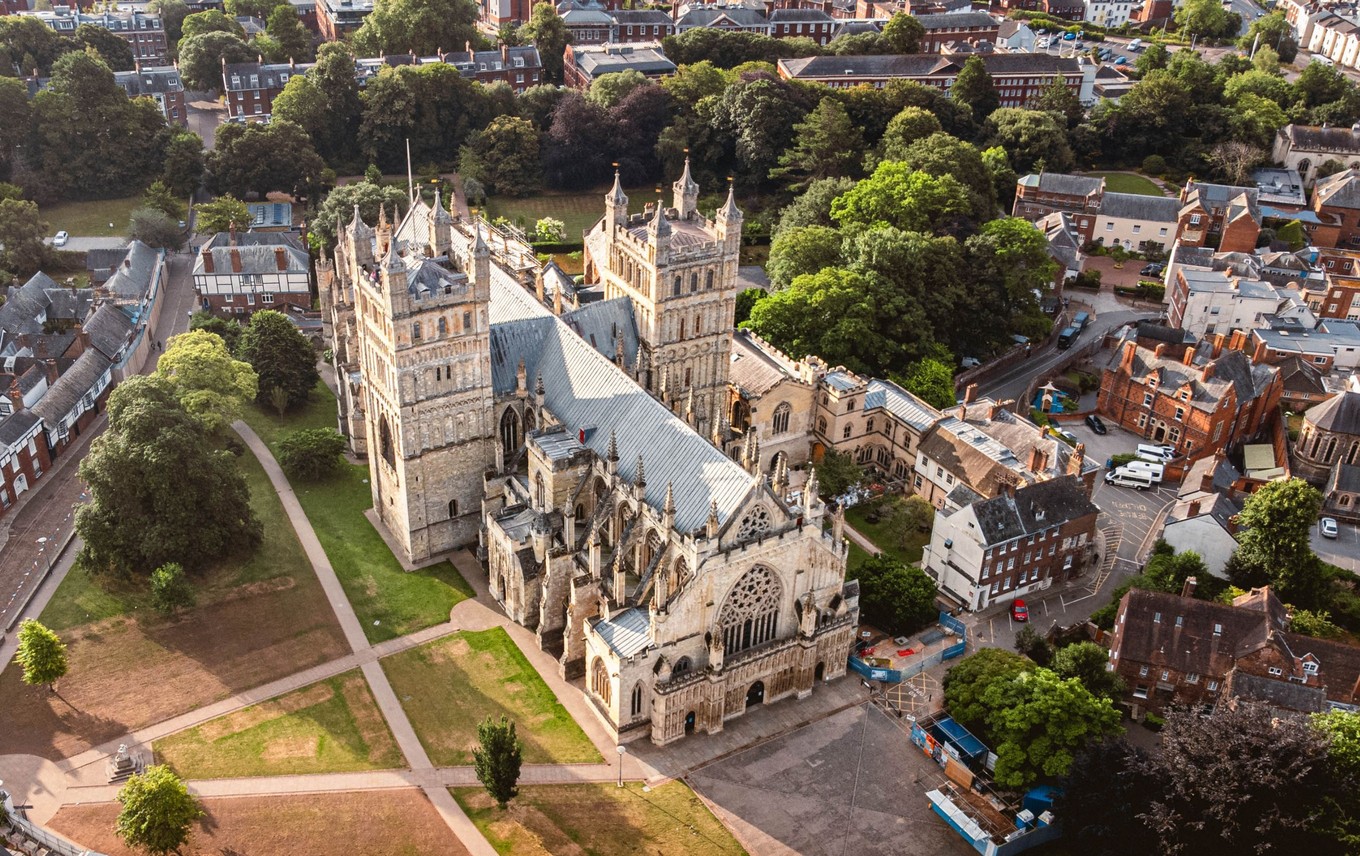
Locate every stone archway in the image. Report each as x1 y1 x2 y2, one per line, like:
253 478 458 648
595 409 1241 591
746 681 765 707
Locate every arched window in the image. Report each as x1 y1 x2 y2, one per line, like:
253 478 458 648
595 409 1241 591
719 566 782 655
772 403 791 435
706 270 714 290
694 313 702 336
673 656 692 675
411 321 421 341
679 318 686 340
631 682 644 717
893 459 907 479
449 499 459 518
690 272 698 292
671 557 689 592
673 275 682 297
817 416 827 435
500 407 521 454
437 316 447 336
378 415 396 469
535 473 547 509
591 658 611 705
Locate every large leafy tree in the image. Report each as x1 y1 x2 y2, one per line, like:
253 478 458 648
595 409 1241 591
880 12 924 52
153 330 259 433
965 217 1057 342
985 108 1075 174
1175 0 1240 40
161 130 205 197
1227 477 1326 606
273 42 363 165
352 0 481 56
206 119 326 199
608 82 672 184
264 5 313 62
951 55 999 121
774 176 855 236
458 115 541 197
874 106 942 165
894 132 996 222
194 194 251 234
981 667 1121 788
1050 641 1125 699
1094 71 1195 160
277 428 347 481
0 16 75 77
14 619 68 692
1028 75 1083 130
941 648 1031 734
898 357 955 410
116 766 204 856
1239 12 1297 61
76 23 134 70
0 77 31 180
360 63 502 171
311 180 411 250
519 2 570 84
128 207 186 251
831 163 971 233
767 224 842 290
587 69 648 110
770 97 864 191
745 268 897 376
177 30 255 91
76 375 262 576
855 553 938 636
237 309 320 411
190 311 243 353
473 716 524 809
1314 709 1360 850
148 0 192 51
0 195 49 280
1057 740 1165 855
541 91 614 189
661 27 806 68
719 76 815 182
182 9 245 40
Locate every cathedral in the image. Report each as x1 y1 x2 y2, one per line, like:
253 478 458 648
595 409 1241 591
319 165 859 746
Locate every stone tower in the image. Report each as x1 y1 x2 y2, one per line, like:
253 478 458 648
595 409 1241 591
589 161 742 436
345 198 496 563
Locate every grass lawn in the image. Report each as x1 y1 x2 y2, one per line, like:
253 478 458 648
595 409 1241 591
238 383 476 644
1082 171 1165 197
49 790 468 856
1 453 348 760
481 185 651 245
41 195 144 238
453 782 747 856
383 628 600 765
847 540 873 572
153 670 402 778
844 498 930 566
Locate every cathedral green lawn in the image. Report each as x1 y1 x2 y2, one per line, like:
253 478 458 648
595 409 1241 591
382 628 601 765
452 782 747 856
41 195 144 238
844 499 929 567
239 385 475 644
480 184 652 246
153 670 403 778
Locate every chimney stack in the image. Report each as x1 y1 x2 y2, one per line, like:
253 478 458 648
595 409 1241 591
964 382 978 405
1200 456 1219 493
1120 341 1137 372
1187 499 1202 518
1154 343 1168 357
230 248 242 273
44 359 58 384
8 380 24 411
275 246 287 271
201 246 214 274
1029 445 1048 473
1067 442 1085 476
1182 346 1196 366
1201 361 1215 381
1181 576 1198 599
501 43 509 65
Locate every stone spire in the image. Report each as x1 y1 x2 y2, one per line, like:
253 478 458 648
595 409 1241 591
605 165 628 228
647 190 671 247
383 237 404 273
432 188 454 224
635 454 646 488
706 499 720 539
709 396 724 446
615 330 626 368
606 429 619 477
663 481 675 527
672 153 699 219
348 204 371 236
473 224 490 257
772 455 787 497
717 180 743 225
805 467 820 509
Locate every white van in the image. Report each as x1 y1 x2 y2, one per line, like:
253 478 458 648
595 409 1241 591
1123 460 1164 482
1128 38 1143 50
1136 443 1176 463
1105 468 1154 490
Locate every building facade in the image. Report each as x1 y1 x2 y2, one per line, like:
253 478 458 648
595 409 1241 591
777 54 1094 105
1273 123 1360 186
192 233 312 317
564 42 676 89
223 61 313 119
316 0 372 39
114 65 186 126
29 8 168 63
1295 389 1360 481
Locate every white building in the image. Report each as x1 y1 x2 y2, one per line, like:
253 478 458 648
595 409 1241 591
1306 12 1360 71
192 232 311 318
1083 0 1136 28
1092 192 1180 252
996 20 1036 52
1167 266 1300 337
1161 491 1238 579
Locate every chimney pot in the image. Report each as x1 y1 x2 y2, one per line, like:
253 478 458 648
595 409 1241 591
1181 576 1198 599
44 359 58 385
201 246 214 274
1202 361 1215 381
231 248 242 273
1187 499 1202 518
1154 343 1168 357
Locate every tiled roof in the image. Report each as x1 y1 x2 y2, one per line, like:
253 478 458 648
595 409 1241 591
30 349 111 425
768 7 832 21
864 378 939 432
193 244 309 277
1314 168 1360 210
1099 191 1179 222
914 11 997 27
1305 389 1360 433
560 296 641 369
1282 123 1360 155
574 43 676 77
729 329 802 398
1017 172 1104 196
969 475 1096 546
83 303 135 361
0 411 41 448
104 240 161 302
592 606 651 657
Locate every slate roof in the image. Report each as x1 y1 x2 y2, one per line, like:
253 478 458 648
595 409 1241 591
222 61 312 92
768 7 833 22
572 43 676 78
0 411 41 448
1305 389 1360 433
1100 191 1179 222
193 243 309 277
969 476 1096 546
1117 588 1288 680
488 272 753 532
1277 355 1328 398
1017 172 1104 196
103 240 160 303
1314 168 1360 210
1123 344 1276 413
864 378 939 432
1330 462 1360 494
676 7 769 27
205 231 306 251
113 66 183 96
30 349 111 424
779 53 958 79
729 329 803 398
83 303 135 361
1280 123 1360 155
914 11 997 28
592 606 651 657
87 248 129 284
610 9 675 24
559 296 641 369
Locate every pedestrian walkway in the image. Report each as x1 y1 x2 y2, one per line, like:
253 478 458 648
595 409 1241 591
842 522 881 558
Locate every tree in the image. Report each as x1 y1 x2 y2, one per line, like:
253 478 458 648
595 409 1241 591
128 207 186 251
0 76 31 179
855 553 938 636
831 163 972 234
985 108 1075 174
116 766 203 856
1013 625 1052 666
182 9 245 40
310 180 410 250
770 98 864 190
458 115 541 197
1291 608 1343 639
767 224 842 290
77 376 262 576
965 217 1057 341
142 180 185 220
809 449 861 500
884 495 935 550
951 55 999 120
206 119 325 200
895 132 997 222
982 667 1121 788
190 311 242 352
273 43 362 165
226 0 287 18
1028 75 1084 129
874 106 943 164
473 716 523 809
898 357 955 410
1207 140 1266 186
1228 478 1326 606
154 330 259 433
277 427 347 481
719 76 815 181
177 30 255 91
76 23 134 70
148 0 191 51
237 309 319 411
587 69 649 110
1313 709 1360 851
1175 0 1238 40
1058 740 1165 856
265 5 312 62
1143 547 1216 597
942 647 1032 734
0 196 49 279
1051 641 1125 699
193 194 250 235
879 12 924 53
352 0 481 57
1135 42 1169 77
0 16 73 78
520 1 569 84
745 268 897 376
14 619 68 692
774 176 856 237
150 562 195 614
1298 60 1350 108
161 130 205 197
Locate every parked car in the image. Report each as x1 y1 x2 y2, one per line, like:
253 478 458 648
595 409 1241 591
1140 262 1165 276
1114 56 1128 65
1063 31 1076 40
1321 517 1339 539
1011 599 1029 622
52 230 68 247
1085 414 1108 434
961 356 982 369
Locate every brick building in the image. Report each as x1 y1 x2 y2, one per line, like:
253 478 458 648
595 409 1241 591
777 53 1093 105
921 475 1099 612
443 45 543 92
113 65 186 126
915 11 999 51
29 8 168 63
192 232 312 317
674 6 772 33
316 0 372 40
1109 586 1360 717
564 42 676 89
1097 337 1283 461
608 9 676 41
1176 180 1262 254
767 8 835 44
1294 389 1360 481
223 60 313 119
1312 168 1360 249
1013 172 1178 250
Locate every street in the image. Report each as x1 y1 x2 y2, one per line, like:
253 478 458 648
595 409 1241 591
1313 517 1360 574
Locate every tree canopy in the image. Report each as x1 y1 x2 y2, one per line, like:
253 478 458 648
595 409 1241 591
855 553 938 636
116 766 204 856
352 0 481 57
154 330 259 433
14 619 68 691
238 310 320 411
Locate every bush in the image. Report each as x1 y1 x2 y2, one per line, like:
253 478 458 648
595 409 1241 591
1141 155 1167 176
277 427 347 481
150 562 195 614
1142 712 1165 731
1065 270 1102 290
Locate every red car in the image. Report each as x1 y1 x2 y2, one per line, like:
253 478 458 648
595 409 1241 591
1011 599 1029 622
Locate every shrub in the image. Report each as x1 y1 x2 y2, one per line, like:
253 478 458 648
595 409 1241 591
1143 712 1165 731
150 562 195 614
277 427 347 481
1141 155 1167 176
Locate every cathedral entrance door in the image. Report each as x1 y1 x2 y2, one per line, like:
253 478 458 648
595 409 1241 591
685 711 696 734
815 662 825 682
746 681 765 708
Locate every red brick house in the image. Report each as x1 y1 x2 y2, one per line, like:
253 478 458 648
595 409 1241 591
222 60 312 119
1109 586 1360 717
916 11 999 52
0 410 52 517
767 7 835 44
316 0 372 40
1097 338 1283 461
1312 167 1360 250
444 45 543 93
1176 180 1262 254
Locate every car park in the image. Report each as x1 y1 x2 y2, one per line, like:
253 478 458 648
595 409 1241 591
1011 599 1029 622
1085 414 1108 434
1136 443 1176 463
1123 460 1165 482
52 230 68 247
1322 517 1339 539
1105 468 1154 490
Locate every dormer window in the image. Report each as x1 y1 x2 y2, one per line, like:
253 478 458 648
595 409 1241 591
1268 666 1284 676
1303 661 1319 675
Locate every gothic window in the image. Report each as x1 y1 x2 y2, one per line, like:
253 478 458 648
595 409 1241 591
867 417 875 433
411 321 421 341
437 317 447 336
378 415 395 469
736 506 771 542
772 403 791 435
671 557 689 591
631 682 644 717
706 270 714 290
673 656 692 675
876 447 891 467
690 272 698 293
535 473 547 509
500 407 521 454
591 657 611 705
719 565 782 655
575 504 585 520
893 459 907 479
679 319 686 340
694 313 702 336
684 367 692 387
817 416 827 434
463 311 472 331
673 275 682 297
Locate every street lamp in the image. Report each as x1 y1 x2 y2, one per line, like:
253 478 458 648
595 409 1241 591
616 744 627 788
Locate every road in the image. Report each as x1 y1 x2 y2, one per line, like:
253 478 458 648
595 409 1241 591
975 308 1157 405
186 93 224 150
1313 517 1360 574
